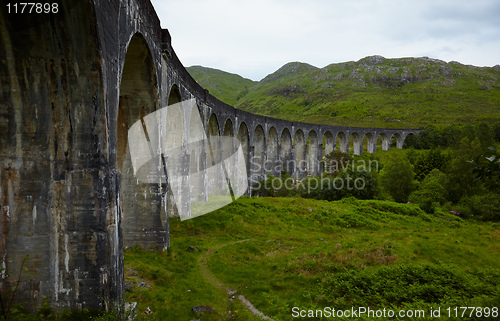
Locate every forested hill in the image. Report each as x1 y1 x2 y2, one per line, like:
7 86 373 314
188 56 500 128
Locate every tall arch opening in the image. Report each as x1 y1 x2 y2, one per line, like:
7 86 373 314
378 133 390 151
168 84 182 105
163 85 188 219
335 132 348 154
189 103 205 203
363 133 375 154
206 113 222 196
403 133 416 149
390 133 403 149
252 125 266 186
323 131 334 157
223 119 235 160
267 127 279 176
308 131 319 176
117 34 163 248
280 128 293 174
294 129 306 178
350 132 361 155
222 119 235 184
237 122 250 189
207 114 220 165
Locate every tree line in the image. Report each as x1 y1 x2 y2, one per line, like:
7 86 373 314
254 121 500 221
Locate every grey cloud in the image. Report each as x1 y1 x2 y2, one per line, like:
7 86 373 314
151 0 500 80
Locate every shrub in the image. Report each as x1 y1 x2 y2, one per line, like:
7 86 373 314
472 146 500 192
413 148 450 181
409 169 447 214
444 137 482 203
252 173 298 197
297 169 377 201
456 193 500 221
317 263 499 308
322 150 352 175
380 153 416 203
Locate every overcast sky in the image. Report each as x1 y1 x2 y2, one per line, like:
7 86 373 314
150 0 500 81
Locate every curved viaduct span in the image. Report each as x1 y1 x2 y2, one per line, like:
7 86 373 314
0 0 419 310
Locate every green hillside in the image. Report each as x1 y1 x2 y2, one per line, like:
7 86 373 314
186 65 257 106
124 196 500 320
189 56 500 128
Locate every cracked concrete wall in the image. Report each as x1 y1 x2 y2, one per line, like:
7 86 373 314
0 0 119 310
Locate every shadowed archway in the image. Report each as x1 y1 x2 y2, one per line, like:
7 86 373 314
118 33 164 249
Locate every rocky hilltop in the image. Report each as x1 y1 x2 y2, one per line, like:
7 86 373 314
188 56 500 128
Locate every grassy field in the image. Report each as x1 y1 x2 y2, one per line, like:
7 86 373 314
124 196 500 320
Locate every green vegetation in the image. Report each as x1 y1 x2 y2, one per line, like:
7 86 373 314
9 60 499 318
253 121 500 220
186 66 257 106
118 121 500 319
188 56 500 128
11 122 494 320
380 153 416 203
120 196 499 320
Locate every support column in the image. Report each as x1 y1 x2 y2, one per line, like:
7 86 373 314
353 137 362 156
318 143 324 175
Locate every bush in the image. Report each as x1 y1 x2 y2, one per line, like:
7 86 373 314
322 150 352 175
413 148 450 181
456 193 500 221
409 169 447 214
472 146 500 192
444 137 482 203
252 173 298 197
297 169 378 201
403 122 496 150
380 153 416 203
317 263 499 308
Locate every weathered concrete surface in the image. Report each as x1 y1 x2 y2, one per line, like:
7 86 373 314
0 0 420 311
0 0 120 310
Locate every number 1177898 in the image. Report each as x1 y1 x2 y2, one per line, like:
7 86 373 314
6 3 59 14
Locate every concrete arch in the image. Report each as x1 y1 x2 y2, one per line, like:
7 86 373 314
402 132 416 148
336 131 348 154
280 128 293 174
363 132 376 154
117 33 159 171
294 129 306 178
378 133 390 150
350 132 362 155
390 132 404 149
223 118 235 160
168 84 181 106
237 122 250 174
119 33 164 251
307 130 319 176
189 102 206 203
251 125 266 184
207 113 221 165
267 127 279 176
323 131 334 157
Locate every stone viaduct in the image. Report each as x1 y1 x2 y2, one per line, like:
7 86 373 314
0 0 419 311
